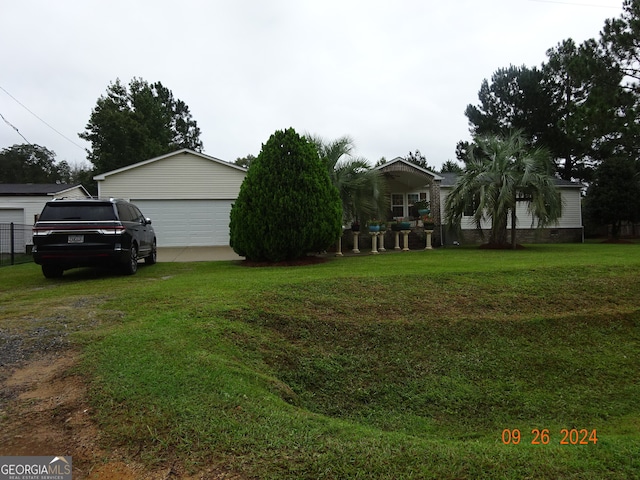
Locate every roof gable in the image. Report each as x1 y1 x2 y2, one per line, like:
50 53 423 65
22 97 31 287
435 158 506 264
93 149 246 181
375 157 444 181
0 183 89 196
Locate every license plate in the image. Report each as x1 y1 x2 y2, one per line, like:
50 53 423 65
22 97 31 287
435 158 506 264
68 235 84 243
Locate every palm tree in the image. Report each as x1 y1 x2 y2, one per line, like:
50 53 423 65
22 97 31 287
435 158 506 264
445 131 562 248
308 134 387 225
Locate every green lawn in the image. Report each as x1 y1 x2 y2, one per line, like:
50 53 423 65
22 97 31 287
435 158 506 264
2 244 639 479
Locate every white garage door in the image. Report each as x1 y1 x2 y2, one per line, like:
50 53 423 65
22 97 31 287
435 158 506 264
131 200 233 247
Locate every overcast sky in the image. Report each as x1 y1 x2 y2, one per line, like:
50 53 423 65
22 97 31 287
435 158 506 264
0 0 625 171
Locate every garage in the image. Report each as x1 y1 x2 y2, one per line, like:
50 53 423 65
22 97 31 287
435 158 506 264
95 149 247 248
131 199 233 247
1 185 91 255
0 208 24 225
0 209 26 254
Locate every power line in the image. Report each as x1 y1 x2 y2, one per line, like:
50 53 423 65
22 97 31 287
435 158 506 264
0 85 86 151
0 111 31 144
527 0 622 8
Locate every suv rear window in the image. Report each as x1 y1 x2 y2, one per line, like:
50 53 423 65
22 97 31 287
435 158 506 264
39 203 117 221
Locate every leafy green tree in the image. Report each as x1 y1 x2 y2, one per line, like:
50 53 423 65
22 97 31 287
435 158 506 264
465 65 551 142
234 154 256 169
79 78 203 173
584 156 640 239
601 0 640 94
445 132 562 248
229 128 342 261
0 144 70 183
68 163 97 196
598 0 640 161
464 38 634 183
308 134 386 224
440 160 463 174
405 149 438 172
541 38 634 181
374 157 387 167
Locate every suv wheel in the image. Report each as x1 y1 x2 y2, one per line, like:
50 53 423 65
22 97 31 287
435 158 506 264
42 265 63 279
145 240 157 265
123 244 138 275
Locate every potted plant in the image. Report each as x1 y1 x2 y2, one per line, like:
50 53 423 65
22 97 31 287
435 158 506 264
390 221 401 232
422 213 435 230
367 219 380 232
351 221 360 232
415 200 431 216
399 218 411 230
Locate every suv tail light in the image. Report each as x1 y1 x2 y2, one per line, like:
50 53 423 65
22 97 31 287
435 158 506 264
33 227 52 236
32 225 127 236
98 226 127 235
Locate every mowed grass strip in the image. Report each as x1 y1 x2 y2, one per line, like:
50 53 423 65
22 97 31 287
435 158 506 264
2 244 639 478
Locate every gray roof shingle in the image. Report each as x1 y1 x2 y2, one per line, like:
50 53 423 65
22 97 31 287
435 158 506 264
0 183 81 196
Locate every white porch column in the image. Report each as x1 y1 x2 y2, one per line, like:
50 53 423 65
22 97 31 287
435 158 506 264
394 231 401 250
370 232 379 254
424 229 434 250
352 231 360 254
401 230 411 251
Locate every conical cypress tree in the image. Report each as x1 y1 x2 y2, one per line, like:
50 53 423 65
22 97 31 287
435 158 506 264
230 128 342 261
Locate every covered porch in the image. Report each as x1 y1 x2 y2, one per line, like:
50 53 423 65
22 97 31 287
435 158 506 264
375 157 443 245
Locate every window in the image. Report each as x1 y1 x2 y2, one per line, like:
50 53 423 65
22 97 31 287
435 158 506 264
463 194 480 217
391 194 404 218
131 205 145 222
392 192 430 219
408 193 429 218
40 203 116 221
117 204 133 222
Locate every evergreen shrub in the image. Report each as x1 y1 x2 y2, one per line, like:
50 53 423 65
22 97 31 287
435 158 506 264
230 128 342 261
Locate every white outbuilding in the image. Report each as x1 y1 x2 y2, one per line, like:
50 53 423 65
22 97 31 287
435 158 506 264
94 149 247 247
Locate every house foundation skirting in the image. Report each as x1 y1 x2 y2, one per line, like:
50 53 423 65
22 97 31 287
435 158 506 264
447 227 584 245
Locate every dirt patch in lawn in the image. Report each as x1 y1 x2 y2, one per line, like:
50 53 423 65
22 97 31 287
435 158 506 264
0 344 243 479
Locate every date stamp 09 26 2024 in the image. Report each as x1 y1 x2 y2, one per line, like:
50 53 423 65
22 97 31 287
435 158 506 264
501 428 598 445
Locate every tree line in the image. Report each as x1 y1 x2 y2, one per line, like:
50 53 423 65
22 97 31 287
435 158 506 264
0 78 202 195
459 0 640 238
2 2 639 238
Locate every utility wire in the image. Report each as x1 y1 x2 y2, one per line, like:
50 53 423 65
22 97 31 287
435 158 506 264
527 0 622 9
0 85 86 151
0 111 31 144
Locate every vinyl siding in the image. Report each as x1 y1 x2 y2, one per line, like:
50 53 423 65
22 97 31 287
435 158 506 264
0 197 47 225
0 187 88 226
440 186 583 230
99 152 246 200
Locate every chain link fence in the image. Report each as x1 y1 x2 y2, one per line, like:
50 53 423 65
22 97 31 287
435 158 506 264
0 223 34 266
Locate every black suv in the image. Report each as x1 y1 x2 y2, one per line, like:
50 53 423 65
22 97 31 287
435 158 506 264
32 199 157 278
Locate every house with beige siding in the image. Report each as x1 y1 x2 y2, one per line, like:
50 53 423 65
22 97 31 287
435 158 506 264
375 158 583 246
94 149 247 247
94 150 583 249
439 173 584 244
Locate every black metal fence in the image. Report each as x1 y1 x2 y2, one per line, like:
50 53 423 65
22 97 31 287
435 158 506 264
0 223 33 266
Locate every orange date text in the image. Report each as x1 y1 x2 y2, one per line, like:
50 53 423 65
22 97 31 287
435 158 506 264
501 428 598 445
